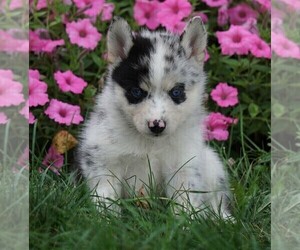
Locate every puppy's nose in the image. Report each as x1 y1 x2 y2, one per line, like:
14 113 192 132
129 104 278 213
148 120 166 134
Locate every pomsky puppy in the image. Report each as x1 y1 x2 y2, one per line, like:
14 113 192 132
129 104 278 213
78 16 232 218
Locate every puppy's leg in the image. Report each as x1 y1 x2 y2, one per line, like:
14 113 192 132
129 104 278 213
79 149 122 213
87 169 122 213
164 151 232 219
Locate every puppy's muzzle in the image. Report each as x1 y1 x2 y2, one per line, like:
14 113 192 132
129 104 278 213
148 119 166 135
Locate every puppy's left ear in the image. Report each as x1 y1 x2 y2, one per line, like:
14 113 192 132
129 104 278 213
180 17 207 63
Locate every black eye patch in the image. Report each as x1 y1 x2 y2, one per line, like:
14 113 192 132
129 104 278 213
125 87 148 104
169 83 186 104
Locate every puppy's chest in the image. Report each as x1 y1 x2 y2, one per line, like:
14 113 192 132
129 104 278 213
119 150 180 177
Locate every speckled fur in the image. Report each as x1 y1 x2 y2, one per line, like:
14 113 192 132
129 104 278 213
78 17 232 218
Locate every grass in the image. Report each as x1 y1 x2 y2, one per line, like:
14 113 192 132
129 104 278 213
0 120 29 250
29 118 271 250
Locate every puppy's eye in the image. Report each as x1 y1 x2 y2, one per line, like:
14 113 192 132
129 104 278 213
126 87 147 104
130 87 143 98
170 87 183 98
169 84 186 104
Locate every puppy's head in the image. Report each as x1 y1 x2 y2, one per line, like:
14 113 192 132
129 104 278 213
107 17 207 138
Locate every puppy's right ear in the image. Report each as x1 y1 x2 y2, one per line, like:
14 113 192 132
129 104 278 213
107 17 133 63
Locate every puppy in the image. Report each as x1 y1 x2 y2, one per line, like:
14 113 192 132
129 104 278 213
78 17 232 218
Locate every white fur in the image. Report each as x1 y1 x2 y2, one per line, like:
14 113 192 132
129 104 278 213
78 18 232 218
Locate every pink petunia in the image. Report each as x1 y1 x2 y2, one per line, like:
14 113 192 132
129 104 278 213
0 112 8 124
162 18 186 34
250 35 271 59
210 83 239 107
35 0 50 10
73 0 104 17
12 145 30 173
54 70 88 94
0 70 25 107
204 112 238 141
241 18 259 35
281 0 300 10
0 69 14 79
29 112 36 124
29 69 49 107
0 30 29 53
216 25 253 55
8 0 23 10
202 0 228 8
217 4 229 26
29 30 65 53
134 0 160 30
272 32 300 59
44 99 84 125
228 3 258 26
42 145 64 175
101 3 115 21
157 0 192 28
66 19 101 50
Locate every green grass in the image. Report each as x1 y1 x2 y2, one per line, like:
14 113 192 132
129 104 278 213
30 123 271 250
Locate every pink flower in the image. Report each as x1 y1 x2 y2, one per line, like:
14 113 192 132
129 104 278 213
0 70 24 107
217 4 229 26
216 25 253 55
73 0 104 17
66 19 101 50
29 69 49 107
163 18 186 34
101 3 115 21
0 112 8 124
29 30 64 53
210 83 238 107
0 69 14 79
0 30 29 53
241 18 259 35
8 0 23 10
281 0 300 10
157 0 192 28
35 0 50 10
44 99 84 125
250 35 271 59
12 146 29 173
202 0 228 8
204 112 238 141
29 112 36 124
54 70 87 94
228 3 258 26
42 145 64 175
272 32 300 59
134 0 160 30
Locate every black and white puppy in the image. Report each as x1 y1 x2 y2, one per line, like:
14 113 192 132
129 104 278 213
78 17 232 218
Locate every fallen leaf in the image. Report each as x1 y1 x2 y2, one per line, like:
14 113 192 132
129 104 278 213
52 130 78 154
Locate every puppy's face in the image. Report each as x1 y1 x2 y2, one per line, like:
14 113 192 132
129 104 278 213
107 17 207 138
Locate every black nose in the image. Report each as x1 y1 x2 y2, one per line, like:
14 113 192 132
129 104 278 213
148 120 166 134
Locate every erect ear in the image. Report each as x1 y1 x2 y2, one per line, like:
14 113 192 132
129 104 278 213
180 17 207 63
107 17 133 63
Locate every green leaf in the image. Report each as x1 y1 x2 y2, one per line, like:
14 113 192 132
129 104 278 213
272 103 285 118
84 85 97 100
91 53 103 68
248 103 260 118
